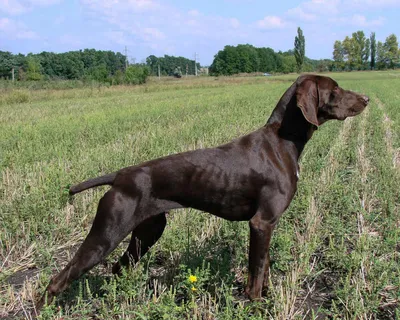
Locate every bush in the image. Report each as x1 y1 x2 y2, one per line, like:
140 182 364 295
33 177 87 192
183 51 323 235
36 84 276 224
125 65 150 85
112 70 125 85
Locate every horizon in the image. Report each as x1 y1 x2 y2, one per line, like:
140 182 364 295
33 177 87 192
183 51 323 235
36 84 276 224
1 0 400 66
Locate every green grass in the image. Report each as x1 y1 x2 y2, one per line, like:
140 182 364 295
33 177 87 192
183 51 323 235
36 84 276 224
1 72 399 319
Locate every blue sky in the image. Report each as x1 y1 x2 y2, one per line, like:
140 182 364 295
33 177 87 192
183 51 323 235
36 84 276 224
1 0 399 65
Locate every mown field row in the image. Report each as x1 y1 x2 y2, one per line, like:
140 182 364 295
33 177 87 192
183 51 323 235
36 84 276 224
1 72 399 319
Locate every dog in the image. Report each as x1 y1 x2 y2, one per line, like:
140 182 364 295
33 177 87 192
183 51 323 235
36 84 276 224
36 75 369 309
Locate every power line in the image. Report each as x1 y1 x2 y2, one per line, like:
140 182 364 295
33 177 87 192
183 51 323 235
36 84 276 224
124 46 136 68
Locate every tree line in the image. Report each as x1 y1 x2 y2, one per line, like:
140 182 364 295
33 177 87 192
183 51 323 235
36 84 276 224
146 55 201 76
0 49 151 85
1 29 399 84
209 43 319 76
333 31 399 70
0 50 203 84
0 49 125 81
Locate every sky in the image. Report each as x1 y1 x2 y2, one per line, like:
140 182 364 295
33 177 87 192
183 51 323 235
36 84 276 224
1 0 399 66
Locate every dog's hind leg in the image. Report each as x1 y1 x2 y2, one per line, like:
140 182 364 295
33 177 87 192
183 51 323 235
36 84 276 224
37 188 140 309
112 213 167 275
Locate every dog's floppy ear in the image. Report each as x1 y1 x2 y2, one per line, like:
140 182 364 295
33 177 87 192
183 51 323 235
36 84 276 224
296 79 319 126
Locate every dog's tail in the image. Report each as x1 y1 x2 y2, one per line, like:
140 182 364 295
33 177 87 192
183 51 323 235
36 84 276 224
69 172 117 195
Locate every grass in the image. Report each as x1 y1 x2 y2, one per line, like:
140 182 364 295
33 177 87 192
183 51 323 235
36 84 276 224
1 71 399 319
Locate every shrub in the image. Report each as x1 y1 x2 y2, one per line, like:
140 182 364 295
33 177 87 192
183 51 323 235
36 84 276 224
125 65 150 85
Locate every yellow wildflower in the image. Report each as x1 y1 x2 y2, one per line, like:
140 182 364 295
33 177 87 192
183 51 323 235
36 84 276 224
191 286 197 292
189 275 197 283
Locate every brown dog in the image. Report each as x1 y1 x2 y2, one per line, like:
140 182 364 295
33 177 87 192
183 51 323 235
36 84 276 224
37 75 369 309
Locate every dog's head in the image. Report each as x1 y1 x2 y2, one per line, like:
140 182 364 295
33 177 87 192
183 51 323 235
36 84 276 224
296 75 369 126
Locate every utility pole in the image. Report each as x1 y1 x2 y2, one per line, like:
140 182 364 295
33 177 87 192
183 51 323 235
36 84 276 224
186 64 188 77
194 52 199 76
124 46 128 70
11 67 15 82
158 64 160 79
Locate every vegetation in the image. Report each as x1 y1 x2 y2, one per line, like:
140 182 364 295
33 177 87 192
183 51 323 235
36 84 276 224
1 71 399 319
124 65 150 85
294 27 305 73
333 31 399 71
0 49 125 80
209 44 319 76
0 49 152 86
1 28 399 84
370 32 376 70
146 55 200 76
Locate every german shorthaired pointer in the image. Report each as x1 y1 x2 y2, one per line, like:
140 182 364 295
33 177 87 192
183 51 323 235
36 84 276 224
37 75 369 309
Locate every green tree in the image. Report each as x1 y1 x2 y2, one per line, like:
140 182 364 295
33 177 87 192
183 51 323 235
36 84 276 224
339 31 371 70
333 40 345 70
26 56 42 80
146 55 159 75
280 55 296 73
236 44 254 73
88 63 108 82
370 32 376 70
223 46 240 74
257 47 279 72
0 51 16 79
209 44 319 75
351 31 368 69
376 41 386 69
362 38 370 67
146 55 200 76
294 27 305 73
384 34 399 69
342 36 354 69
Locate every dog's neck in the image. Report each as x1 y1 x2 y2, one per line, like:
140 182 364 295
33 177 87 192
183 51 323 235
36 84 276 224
265 84 317 157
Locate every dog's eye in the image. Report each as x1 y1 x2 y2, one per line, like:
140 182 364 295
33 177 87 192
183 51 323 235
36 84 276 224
330 90 337 101
330 87 339 98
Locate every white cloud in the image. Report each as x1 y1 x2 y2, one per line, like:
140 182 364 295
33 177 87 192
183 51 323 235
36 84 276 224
256 16 286 29
81 0 159 13
294 0 340 16
349 0 400 8
143 27 165 40
104 31 133 46
29 0 61 4
230 18 240 29
286 7 317 21
330 14 385 27
54 15 65 25
285 0 340 25
80 0 248 52
80 0 166 44
0 0 28 15
0 0 61 15
351 14 385 26
58 34 83 48
0 17 39 39
185 19 198 27
188 9 200 16
130 0 158 10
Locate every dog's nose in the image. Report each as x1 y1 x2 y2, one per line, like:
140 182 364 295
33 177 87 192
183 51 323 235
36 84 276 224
362 95 369 105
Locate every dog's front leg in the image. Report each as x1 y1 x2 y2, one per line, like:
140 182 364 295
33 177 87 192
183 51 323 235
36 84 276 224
245 211 275 300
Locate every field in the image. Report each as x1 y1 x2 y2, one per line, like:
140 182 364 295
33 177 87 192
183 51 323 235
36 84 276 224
1 72 399 319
